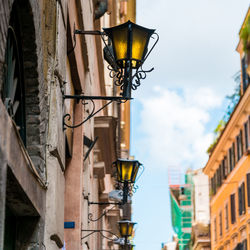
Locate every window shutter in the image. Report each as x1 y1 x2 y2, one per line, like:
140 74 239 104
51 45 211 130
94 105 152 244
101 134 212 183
247 173 250 207
238 186 242 215
240 130 243 158
230 194 236 224
244 122 248 151
243 239 247 250
232 143 235 168
242 182 245 214
229 148 233 172
224 156 228 177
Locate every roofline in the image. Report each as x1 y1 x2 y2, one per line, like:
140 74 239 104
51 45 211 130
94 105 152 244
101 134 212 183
203 84 250 174
236 6 250 51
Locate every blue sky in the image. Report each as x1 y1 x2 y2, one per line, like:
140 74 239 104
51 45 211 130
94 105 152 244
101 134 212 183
130 1 250 249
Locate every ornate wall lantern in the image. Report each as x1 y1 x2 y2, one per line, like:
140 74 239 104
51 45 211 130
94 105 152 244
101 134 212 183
114 158 143 204
87 158 143 210
103 21 158 99
118 220 136 245
64 21 158 128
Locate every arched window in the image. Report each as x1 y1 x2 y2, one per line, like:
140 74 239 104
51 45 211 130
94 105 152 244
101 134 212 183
3 8 26 145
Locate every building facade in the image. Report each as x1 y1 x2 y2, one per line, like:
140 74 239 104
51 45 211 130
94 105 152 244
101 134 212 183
191 169 210 250
0 0 136 249
203 8 250 250
169 170 193 250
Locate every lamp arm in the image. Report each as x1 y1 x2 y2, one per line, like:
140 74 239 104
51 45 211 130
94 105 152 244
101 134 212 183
63 99 113 129
88 205 118 222
63 99 97 129
63 95 131 129
81 229 120 240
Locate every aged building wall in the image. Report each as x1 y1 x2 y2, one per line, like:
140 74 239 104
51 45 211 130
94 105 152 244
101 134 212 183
0 0 48 249
0 0 135 249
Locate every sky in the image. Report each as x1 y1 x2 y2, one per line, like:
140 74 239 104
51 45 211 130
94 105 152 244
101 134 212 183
130 1 250 249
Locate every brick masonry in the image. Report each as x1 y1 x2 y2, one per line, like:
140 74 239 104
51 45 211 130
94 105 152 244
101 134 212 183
0 0 48 249
0 0 48 179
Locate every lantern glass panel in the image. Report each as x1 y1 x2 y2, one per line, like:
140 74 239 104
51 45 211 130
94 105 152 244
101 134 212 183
119 222 128 237
131 162 139 183
112 27 128 63
121 161 133 182
131 28 148 66
127 223 134 236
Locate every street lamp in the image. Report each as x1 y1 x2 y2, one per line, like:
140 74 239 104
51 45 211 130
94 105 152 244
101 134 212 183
87 158 143 209
114 159 143 204
64 21 158 128
118 220 137 244
103 20 157 99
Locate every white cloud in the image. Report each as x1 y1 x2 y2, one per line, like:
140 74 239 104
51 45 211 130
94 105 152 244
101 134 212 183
135 86 222 169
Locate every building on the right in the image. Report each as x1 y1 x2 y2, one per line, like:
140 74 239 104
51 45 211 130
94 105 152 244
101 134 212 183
203 7 250 250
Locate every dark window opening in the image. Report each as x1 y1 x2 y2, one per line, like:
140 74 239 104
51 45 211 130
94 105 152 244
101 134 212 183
3 206 16 250
219 212 222 236
238 182 245 216
244 121 249 151
247 173 250 207
225 204 229 230
230 193 236 224
236 131 243 162
3 18 26 145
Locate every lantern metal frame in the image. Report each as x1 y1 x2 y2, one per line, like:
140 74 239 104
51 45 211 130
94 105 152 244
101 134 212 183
64 21 158 128
103 20 159 99
118 220 137 245
84 159 143 223
86 159 143 206
114 159 144 204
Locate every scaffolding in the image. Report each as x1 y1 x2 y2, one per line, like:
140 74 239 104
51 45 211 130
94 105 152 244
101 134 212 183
169 171 193 250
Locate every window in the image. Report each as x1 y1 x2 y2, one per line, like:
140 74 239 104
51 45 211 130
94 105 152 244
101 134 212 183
229 143 236 172
247 173 250 207
219 211 222 236
3 24 26 144
230 193 236 224
210 176 215 195
244 121 249 151
225 204 229 230
236 131 243 161
223 156 228 179
214 171 218 192
216 168 221 189
242 239 247 250
238 182 246 216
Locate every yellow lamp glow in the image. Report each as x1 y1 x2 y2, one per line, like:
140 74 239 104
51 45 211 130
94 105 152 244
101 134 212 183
115 159 141 183
118 220 137 238
103 20 155 69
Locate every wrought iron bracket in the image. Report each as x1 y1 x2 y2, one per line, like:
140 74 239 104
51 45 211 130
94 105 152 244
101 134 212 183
67 24 105 55
63 95 132 129
84 195 122 222
81 229 119 241
88 201 122 206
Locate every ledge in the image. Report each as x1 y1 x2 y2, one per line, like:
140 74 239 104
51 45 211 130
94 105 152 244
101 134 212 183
0 100 46 217
94 116 117 174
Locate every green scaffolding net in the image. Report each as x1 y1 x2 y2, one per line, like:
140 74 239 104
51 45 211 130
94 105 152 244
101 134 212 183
169 173 193 250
